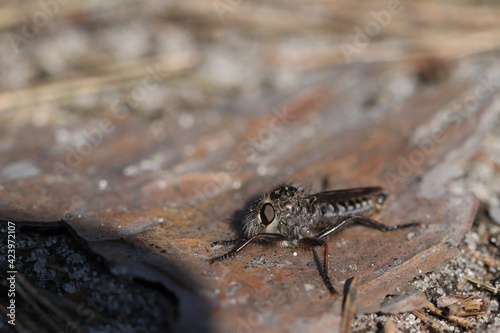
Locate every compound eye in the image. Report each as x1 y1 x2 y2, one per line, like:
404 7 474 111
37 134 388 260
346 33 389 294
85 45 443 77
259 203 275 226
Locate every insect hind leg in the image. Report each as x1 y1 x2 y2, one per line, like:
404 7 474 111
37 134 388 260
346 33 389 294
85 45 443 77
350 215 419 231
317 215 419 239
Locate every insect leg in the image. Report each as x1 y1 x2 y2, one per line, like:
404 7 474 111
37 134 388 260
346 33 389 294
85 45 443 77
209 233 286 264
210 238 246 246
317 215 419 239
299 238 338 295
349 215 419 231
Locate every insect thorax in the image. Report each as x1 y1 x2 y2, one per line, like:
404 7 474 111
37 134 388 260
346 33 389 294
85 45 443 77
244 184 317 243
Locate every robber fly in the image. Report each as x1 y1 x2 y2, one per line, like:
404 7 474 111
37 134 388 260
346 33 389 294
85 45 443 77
209 183 418 295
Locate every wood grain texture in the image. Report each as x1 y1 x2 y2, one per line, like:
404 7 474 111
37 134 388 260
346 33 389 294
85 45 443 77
1 1 500 332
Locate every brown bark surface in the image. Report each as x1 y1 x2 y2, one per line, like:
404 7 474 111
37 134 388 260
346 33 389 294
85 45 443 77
1 1 499 332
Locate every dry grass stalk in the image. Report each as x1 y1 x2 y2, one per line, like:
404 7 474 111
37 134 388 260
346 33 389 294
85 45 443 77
341 276 362 333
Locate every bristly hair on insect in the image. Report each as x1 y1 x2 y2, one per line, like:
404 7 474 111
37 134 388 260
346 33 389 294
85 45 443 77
209 182 419 295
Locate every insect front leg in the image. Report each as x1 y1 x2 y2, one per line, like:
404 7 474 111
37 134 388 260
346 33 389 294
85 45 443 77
299 238 338 295
210 238 246 246
209 233 286 264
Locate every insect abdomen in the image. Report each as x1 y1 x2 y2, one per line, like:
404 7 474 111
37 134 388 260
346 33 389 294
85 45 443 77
317 196 377 218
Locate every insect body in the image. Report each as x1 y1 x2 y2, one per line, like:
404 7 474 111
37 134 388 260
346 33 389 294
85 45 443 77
209 183 418 294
